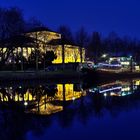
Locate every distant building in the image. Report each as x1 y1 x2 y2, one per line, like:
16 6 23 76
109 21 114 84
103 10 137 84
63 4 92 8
98 56 140 71
108 56 132 68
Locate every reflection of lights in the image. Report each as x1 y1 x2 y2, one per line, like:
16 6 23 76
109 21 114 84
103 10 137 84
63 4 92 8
110 92 117 96
72 97 75 101
89 88 98 93
110 92 114 96
121 92 132 96
99 86 122 93
128 92 132 95
135 66 140 71
89 89 94 92
104 93 107 97
133 86 137 90
121 92 126 96
24 101 28 106
94 88 98 91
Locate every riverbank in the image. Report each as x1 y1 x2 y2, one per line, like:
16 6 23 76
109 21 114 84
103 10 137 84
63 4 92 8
0 70 82 81
0 69 140 82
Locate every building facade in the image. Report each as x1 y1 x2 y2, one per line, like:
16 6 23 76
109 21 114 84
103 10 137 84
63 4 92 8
25 27 85 64
0 27 85 70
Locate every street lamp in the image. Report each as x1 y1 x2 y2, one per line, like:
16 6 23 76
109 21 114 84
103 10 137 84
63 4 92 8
102 54 107 58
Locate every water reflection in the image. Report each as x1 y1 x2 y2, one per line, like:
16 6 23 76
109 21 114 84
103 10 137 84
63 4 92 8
1 79 140 140
89 80 134 96
0 83 86 115
0 79 140 116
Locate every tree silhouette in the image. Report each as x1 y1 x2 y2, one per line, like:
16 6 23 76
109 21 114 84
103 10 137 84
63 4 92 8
57 25 74 42
75 27 89 62
43 50 57 67
0 7 25 40
88 32 102 63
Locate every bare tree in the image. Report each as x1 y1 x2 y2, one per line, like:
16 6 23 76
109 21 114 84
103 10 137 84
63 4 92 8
75 27 88 62
26 17 44 30
57 25 74 42
0 7 25 40
88 32 101 63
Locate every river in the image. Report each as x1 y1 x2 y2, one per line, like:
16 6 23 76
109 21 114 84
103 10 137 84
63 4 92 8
0 78 140 140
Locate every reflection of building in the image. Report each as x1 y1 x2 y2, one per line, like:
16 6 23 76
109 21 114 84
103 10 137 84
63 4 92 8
0 83 85 115
56 84 84 101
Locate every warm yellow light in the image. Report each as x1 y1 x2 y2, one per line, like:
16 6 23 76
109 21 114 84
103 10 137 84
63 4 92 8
55 84 83 101
121 62 130 65
134 80 140 86
122 87 130 91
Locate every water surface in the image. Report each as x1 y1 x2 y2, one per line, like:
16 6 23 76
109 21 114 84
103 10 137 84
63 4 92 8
0 79 140 140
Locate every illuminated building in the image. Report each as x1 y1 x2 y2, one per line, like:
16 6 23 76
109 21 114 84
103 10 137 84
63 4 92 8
25 27 85 64
98 56 140 71
0 27 85 68
109 56 131 68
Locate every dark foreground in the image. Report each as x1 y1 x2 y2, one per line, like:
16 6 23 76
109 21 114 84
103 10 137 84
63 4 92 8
0 78 140 140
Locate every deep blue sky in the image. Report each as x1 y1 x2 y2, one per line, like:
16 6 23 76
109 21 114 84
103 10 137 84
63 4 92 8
0 0 140 38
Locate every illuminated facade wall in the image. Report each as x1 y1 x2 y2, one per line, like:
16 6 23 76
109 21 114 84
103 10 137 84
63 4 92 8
56 84 84 101
0 84 84 102
26 30 85 64
64 45 80 63
26 31 61 43
0 30 85 64
46 45 85 64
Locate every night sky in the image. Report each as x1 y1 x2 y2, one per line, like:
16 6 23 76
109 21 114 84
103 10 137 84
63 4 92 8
0 0 140 38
